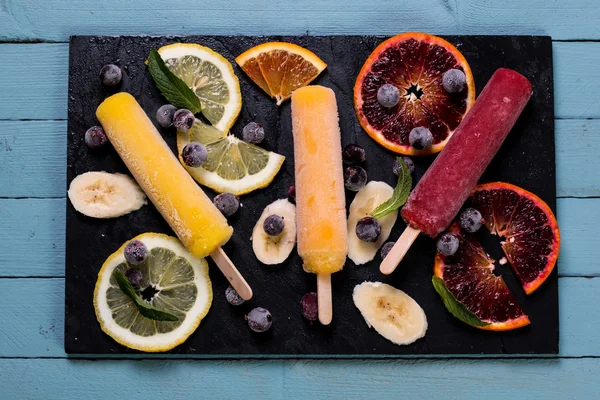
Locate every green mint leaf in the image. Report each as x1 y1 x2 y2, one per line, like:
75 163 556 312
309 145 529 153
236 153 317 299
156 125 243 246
432 276 490 327
147 49 202 114
370 157 412 219
113 270 179 322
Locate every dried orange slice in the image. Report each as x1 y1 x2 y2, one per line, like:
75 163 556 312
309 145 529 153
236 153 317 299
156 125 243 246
236 42 327 105
354 33 475 155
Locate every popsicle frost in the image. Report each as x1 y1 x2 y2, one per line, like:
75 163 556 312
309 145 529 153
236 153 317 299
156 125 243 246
401 68 533 237
96 92 233 257
291 86 348 274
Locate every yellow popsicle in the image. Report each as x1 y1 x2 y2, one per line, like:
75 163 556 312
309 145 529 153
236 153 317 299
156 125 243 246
291 86 348 274
96 92 233 258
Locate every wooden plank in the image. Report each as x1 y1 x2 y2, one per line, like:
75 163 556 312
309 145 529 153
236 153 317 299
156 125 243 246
1 0 600 42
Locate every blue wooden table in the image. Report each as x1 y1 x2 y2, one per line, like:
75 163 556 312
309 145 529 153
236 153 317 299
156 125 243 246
1 1 599 398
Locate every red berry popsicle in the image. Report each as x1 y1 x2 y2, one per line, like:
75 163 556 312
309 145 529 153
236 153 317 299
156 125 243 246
381 68 533 275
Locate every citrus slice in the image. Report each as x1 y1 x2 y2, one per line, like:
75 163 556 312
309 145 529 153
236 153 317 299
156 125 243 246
177 120 285 195
236 42 327 105
158 43 242 132
354 32 475 155
434 223 530 331
468 182 560 294
93 233 212 352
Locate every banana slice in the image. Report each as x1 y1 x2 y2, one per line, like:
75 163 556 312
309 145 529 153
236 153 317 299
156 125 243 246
347 181 398 265
353 282 427 346
68 171 147 218
252 199 297 265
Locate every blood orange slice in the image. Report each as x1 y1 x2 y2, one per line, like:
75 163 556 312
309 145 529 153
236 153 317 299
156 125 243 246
468 182 560 294
354 33 475 155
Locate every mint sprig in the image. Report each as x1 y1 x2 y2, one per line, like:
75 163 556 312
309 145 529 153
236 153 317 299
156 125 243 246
113 270 179 322
147 49 202 114
432 276 490 328
370 157 412 219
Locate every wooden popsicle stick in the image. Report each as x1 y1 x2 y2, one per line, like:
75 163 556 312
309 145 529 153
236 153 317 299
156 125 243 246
210 247 253 301
317 274 333 325
380 225 421 275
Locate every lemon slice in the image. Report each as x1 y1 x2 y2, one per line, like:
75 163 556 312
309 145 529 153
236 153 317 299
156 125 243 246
177 120 285 195
158 43 242 132
93 233 212 352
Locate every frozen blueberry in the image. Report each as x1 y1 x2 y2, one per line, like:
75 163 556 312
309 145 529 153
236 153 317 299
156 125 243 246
156 104 177 128
342 144 367 165
213 193 239 217
99 64 122 86
263 214 284 236
181 142 207 167
459 208 483 233
84 126 108 149
393 157 415 175
287 184 296 202
437 233 459 256
409 127 433 150
225 285 245 306
246 307 272 333
125 268 143 287
380 241 396 259
173 109 195 132
377 83 400 108
356 216 381 242
442 69 467 94
344 166 367 192
301 292 318 322
242 122 265 144
124 240 148 265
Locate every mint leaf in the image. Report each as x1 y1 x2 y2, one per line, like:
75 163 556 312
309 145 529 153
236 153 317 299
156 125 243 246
370 157 412 219
113 270 179 322
432 276 490 327
147 49 202 114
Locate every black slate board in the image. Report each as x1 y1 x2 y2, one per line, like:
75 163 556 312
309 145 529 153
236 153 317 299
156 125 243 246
65 35 557 355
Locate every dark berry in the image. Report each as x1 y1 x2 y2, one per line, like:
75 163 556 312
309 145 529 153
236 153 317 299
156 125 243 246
377 83 400 108
409 127 433 150
124 240 148 265
342 144 366 165
213 193 239 217
344 166 367 192
437 233 459 256
263 214 284 236
125 268 143 287
393 157 414 175
356 216 381 242
301 292 318 322
173 109 195 132
156 104 177 128
225 285 245 306
242 122 265 144
246 307 272 332
380 241 396 259
459 208 483 233
84 126 108 149
99 64 122 86
181 142 207 167
287 184 296 202
442 69 467 94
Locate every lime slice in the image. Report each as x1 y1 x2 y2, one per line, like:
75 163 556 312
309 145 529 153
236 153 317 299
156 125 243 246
93 233 212 352
177 120 285 195
158 43 242 132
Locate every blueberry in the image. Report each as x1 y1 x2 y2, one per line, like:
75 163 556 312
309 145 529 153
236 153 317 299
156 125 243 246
246 307 272 333
393 157 414 175
409 127 433 150
344 166 367 192
125 268 143 287
442 69 467 94
213 193 239 217
99 64 122 86
377 83 400 108
225 285 245 306
242 122 265 144
342 144 366 165
173 109 195 132
84 126 108 149
300 292 318 322
287 184 296 202
181 142 207 167
156 104 177 128
356 216 381 242
124 240 148 265
459 208 483 233
380 241 396 259
437 233 459 256
263 214 284 236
